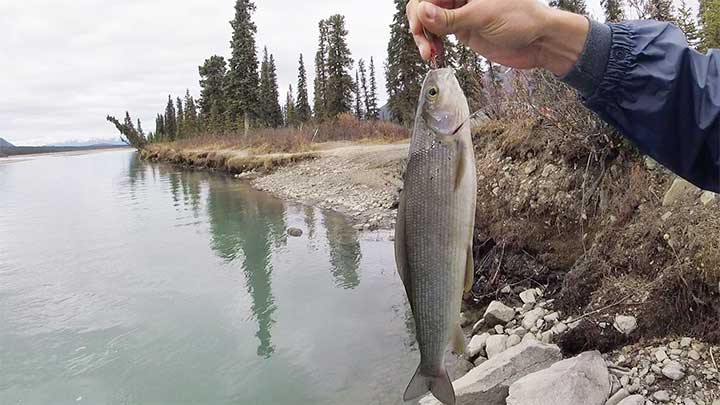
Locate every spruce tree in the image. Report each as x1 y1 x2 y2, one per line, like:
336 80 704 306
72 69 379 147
649 0 675 22
184 89 199 136
325 15 354 118
295 54 312 123
358 59 370 119
549 0 587 14
156 114 165 141
137 119 144 137
386 0 426 125
258 47 272 126
354 70 363 119
699 0 720 51
367 57 379 120
268 54 283 127
176 97 184 138
455 45 484 112
313 20 329 121
225 0 259 128
165 95 177 141
602 0 625 22
676 0 701 46
285 84 297 126
199 55 227 130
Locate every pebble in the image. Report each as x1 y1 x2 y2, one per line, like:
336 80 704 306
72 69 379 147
506 334 522 348
485 334 508 359
614 315 638 335
494 325 505 334
680 337 692 348
661 361 684 380
655 349 669 362
467 333 490 358
653 390 670 402
688 350 701 361
519 289 537 304
645 374 656 385
606 388 630 405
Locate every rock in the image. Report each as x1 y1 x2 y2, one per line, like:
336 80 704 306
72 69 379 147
613 315 638 335
467 333 490 358
541 164 556 178
507 334 522 348
654 349 669 362
506 351 610 405
661 361 684 380
662 178 697 206
644 374 656 385
287 227 303 237
522 308 545 330
661 212 672 221
524 161 538 175
540 331 553 344
486 335 508 359
419 341 562 405
652 390 670 402
552 322 569 334
700 191 716 205
473 355 488 367
680 337 692 348
543 312 560 323
519 289 537 304
494 325 504 334
688 350 700 360
501 285 513 294
616 395 646 405
606 388 631 405
483 301 515 326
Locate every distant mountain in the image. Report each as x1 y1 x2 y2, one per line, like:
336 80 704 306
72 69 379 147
49 137 124 147
0 137 15 148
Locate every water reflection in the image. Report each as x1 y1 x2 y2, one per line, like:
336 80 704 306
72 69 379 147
206 177 286 358
323 212 362 289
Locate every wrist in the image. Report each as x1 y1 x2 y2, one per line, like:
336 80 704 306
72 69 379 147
537 9 590 76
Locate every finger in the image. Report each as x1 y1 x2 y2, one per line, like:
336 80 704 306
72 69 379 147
412 33 433 60
417 1 469 35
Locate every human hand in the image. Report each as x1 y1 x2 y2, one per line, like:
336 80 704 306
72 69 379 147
406 0 589 76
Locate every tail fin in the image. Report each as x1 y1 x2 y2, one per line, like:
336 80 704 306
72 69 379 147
403 365 456 405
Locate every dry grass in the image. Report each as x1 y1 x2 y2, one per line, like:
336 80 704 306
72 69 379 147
165 113 409 155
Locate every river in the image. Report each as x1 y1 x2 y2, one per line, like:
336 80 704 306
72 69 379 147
0 150 419 404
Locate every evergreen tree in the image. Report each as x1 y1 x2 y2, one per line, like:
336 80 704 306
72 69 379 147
295 54 312 123
358 59 370 119
184 89 199 136
366 57 379 120
268 54 283 127
225 0 259 128
176 97 185 138
699 0 720 51
354 70 363 118
137 119 144 137
258 48 283 127
386 0 426 125
313 20 329 120
455 45 485 112
284 84 297 126
549 0 587 14
325 15 354 117
602 0 625 22
649 0 675 22
107 112 146 149
199 55 227 130
156 114 165 141
676 0 701 46
165 95 177 141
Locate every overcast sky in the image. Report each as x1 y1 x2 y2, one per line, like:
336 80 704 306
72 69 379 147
0 0 696 145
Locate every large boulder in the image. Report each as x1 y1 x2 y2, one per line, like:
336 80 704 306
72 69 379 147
506 351 610 405
617 395 646 405
419 340 562 405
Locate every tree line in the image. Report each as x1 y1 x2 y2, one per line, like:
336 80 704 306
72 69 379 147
109 0 719 148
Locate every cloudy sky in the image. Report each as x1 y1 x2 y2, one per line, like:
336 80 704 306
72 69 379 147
0 0 694 145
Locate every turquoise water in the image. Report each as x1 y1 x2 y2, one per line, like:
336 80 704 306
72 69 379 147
0 150 417 405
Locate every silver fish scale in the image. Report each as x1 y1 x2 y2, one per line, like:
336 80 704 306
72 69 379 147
404 142 466 373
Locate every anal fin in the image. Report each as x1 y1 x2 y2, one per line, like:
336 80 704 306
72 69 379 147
451 323 466 355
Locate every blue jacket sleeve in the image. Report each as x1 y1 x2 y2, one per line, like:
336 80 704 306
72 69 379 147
565 20 720 192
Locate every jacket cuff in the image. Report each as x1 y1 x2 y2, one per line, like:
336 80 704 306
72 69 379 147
560 19 612 97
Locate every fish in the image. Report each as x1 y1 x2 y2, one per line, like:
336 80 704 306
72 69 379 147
395 68 477 405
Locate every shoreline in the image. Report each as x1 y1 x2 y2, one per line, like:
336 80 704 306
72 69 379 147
141 141 408 232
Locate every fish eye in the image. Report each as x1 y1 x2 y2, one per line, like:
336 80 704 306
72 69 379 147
427 86 439 99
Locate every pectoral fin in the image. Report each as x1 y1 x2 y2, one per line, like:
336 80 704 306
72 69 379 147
464 245 474 293
451 322 466 354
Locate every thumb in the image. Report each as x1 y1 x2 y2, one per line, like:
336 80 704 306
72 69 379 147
417 2 468 35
